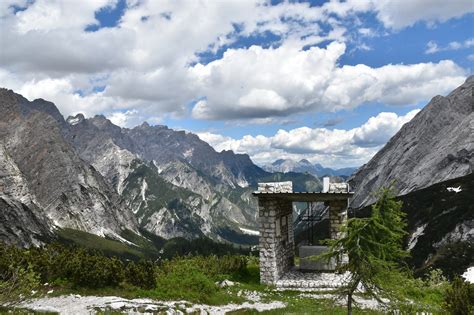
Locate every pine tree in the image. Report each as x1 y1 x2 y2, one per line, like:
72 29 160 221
319 186 408 315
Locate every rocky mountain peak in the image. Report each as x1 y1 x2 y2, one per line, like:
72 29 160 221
349 77 474 209
298 159 313 165
140 121 150 128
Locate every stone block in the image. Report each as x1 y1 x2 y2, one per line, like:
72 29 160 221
328 182 350 193
257 181 293 193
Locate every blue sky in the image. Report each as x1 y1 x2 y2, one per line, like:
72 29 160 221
1 0 473 167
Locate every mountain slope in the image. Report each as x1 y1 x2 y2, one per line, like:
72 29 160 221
263 159 356 178
0 145 53 246
0 89 138 244
349 76 474 209
65 113 321 243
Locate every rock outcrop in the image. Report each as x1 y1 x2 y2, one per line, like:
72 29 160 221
0 89 138 245
349 76 474 209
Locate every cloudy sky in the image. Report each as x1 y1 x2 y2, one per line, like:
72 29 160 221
1 0 472 168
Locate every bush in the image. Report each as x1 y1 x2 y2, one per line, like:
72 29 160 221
155 267 217 303
0 264 40 304
0 241 254 303
125 260 156 289
64 250 125 288
444 277 474 315
159 255 247 280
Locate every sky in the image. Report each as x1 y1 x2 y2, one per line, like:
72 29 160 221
0 0 473 168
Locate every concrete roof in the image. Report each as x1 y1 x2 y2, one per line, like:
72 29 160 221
252 191 353 202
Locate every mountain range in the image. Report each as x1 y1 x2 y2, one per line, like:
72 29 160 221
0 76 472 277
0 89 320 246
263 159 357 178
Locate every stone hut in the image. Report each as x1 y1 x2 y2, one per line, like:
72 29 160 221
253 179 353 285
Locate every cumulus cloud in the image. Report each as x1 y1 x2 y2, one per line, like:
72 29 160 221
190 41 465 120
198 110 420 168
0 0 471 123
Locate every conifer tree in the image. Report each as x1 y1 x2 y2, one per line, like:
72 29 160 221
319 186 408 315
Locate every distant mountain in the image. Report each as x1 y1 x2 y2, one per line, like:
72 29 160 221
65 114 320 242
0 88 321 246
263 159 357 178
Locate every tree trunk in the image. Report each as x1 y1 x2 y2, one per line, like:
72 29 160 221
347 292 353 315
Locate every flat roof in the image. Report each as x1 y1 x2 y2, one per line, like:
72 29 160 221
252 191 353 202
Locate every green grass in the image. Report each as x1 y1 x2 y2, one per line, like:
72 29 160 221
228 294 383 315
57 228 146 260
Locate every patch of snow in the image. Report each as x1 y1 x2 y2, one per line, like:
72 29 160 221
153 160 163 174
447 186 462 193
408 223 427 250
239 227 260 236
67 117 81 125
183 148 194 158
96 228 137 247
462 267 474 284
141 179 148 202
237 178 249 188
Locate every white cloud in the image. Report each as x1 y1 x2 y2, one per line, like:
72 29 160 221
372 0 474 29
425 38 474 54
0 0 471 124
352 111 419 147
197 110 420 168
107 109 162 127
426 40 440 54
190 41 465 120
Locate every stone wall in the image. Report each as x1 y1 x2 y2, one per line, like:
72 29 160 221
256 181 350 284
258 197 294 285
327 199 348 240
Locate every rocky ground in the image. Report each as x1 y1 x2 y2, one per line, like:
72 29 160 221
18 294 287 314
15 289 386 314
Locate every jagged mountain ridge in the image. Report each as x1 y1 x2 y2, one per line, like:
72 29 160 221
65 114 263 241
0 89 138 245
263 158 357 178
0 88 321 245
65 113 320 242
349 76 474 209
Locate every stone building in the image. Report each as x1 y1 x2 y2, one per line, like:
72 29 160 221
253 180 353 285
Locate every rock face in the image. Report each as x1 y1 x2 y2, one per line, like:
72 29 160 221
63 115 264 241
0 89 138 245
349 76 474 209
65 114 320 242
0 145 52 246
263 159 356 178
0 88 321 246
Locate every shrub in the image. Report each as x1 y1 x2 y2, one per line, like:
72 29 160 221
0 264 40 304
159 255 247 281
65 251 125 288
125 260 156 289
444 277 474 315
155 258 218 303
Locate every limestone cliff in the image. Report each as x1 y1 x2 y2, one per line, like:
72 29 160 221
349 76 474 209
